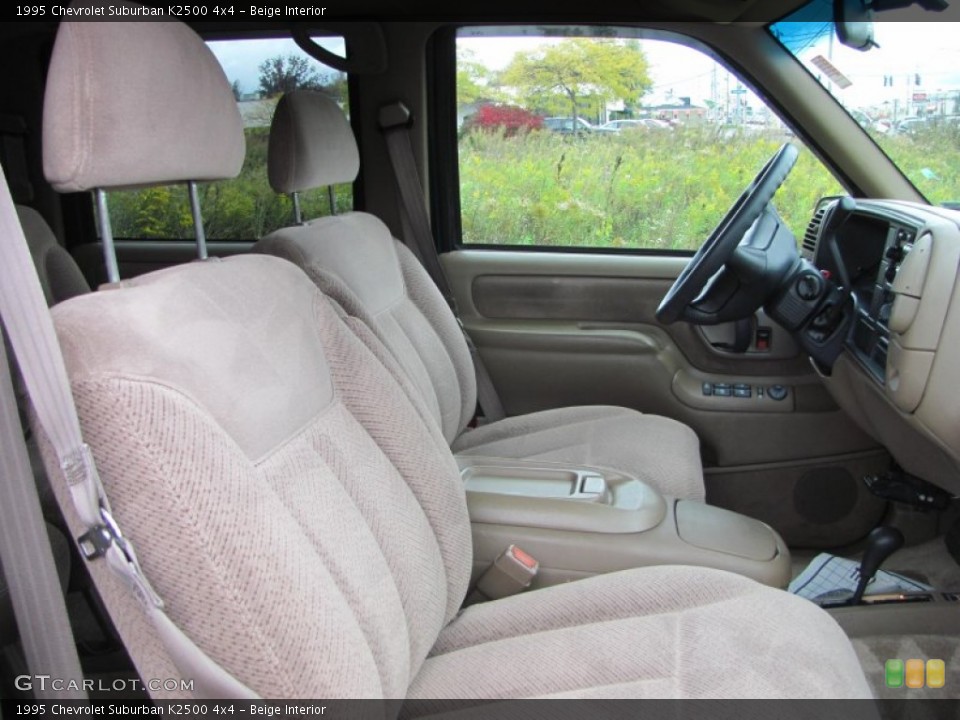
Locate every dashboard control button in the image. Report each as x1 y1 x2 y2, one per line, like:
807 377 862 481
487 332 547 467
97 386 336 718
734 386 752 398
713 385 732 397
702 382 713 396
767 384 788 401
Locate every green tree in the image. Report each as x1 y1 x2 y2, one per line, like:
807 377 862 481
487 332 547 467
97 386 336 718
457 47 496 107
501 39 652 125
258 54 323 97
321 71 349 106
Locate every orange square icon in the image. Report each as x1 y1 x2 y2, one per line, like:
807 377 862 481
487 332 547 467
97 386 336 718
905 659 925 689
926 659 945 689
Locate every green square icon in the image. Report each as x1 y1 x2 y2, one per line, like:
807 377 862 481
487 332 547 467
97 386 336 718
886 659 905 688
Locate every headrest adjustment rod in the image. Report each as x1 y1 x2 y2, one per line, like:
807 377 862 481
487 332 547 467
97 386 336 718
93 189 120 284
328 186 337 217
291 191 303 225
187 181 208 260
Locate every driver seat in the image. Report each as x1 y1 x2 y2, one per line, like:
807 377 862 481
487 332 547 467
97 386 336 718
254 91 705 502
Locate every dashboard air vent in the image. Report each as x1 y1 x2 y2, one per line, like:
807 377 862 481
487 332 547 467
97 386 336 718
802 206 828 258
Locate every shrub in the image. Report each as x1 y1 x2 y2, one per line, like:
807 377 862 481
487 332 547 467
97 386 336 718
463 103 544 137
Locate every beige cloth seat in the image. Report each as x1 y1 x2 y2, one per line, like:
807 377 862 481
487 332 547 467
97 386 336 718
254 91 705 502
32 8 872 700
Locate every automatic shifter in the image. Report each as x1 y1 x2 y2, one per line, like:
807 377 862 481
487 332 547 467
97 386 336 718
849 526 905 605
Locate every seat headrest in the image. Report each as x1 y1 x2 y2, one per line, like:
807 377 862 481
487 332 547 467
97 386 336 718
42 1 245 192
268 91 359 194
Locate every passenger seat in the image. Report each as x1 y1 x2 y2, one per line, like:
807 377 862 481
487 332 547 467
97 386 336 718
255 91 706 502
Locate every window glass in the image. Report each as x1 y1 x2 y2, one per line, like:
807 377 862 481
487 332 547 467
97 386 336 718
456 28 843 251
771 6 960 207
103 36 350 241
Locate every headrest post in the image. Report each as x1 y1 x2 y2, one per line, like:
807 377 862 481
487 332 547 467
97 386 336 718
187 181 208 260
93 189 120 284
291 192 303 225
327 186 337 217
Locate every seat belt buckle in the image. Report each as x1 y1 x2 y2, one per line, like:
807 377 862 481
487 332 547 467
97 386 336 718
476 544 539 600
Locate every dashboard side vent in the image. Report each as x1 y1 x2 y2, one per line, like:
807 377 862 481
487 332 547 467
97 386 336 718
802 206 828 258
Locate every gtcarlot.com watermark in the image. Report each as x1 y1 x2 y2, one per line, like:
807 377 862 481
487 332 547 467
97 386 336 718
15 675 194 693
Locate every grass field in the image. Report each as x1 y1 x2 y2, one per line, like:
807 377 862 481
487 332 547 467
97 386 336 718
106 122 959 249
458 125 960 250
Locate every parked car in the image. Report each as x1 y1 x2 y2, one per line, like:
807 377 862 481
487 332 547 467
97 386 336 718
894 116 929 135
543 116 619 135
601 118 674 131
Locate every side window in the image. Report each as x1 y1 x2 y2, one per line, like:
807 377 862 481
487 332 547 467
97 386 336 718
456 29 843 251
104 36 350 241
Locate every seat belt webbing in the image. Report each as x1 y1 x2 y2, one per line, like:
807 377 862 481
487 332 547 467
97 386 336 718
0 340 86 700
378 101 506 422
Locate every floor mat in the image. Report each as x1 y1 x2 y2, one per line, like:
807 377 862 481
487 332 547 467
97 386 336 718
852 634 960 699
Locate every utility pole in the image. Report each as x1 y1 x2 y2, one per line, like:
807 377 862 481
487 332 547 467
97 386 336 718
711 63 718 122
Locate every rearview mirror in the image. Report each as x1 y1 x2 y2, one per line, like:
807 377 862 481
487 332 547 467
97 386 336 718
834 0 877 51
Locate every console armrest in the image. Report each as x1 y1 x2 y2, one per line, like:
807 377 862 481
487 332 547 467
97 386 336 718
456 456 667 534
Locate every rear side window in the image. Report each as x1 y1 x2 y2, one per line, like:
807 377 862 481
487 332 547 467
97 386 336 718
103 36 350 241
456 28 843 252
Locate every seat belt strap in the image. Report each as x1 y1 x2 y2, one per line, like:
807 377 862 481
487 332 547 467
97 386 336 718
0 168 259 699
378 101 505 422
0 340 86 700
378 101 457 308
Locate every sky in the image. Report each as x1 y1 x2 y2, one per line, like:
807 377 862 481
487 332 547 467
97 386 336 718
785 22 960 110
459 23 960 115
206 23 960 118
208 36 346 96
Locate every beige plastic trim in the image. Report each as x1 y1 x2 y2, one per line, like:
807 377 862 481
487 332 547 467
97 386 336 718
471 498 791 589
457 456 667 534
829 594 960 639
675 500 779 562
885 339 934 414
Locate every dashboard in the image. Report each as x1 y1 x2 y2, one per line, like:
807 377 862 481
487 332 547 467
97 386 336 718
806 204 920 384
799 198 960 494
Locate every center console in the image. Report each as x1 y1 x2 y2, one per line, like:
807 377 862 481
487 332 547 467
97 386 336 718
458 456 791 589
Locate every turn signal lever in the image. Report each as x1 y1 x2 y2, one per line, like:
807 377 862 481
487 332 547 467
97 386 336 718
849 526 905 605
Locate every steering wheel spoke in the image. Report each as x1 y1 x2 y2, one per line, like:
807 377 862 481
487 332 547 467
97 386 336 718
656 143 800 326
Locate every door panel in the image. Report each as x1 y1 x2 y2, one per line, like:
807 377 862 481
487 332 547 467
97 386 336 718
444 249 887 547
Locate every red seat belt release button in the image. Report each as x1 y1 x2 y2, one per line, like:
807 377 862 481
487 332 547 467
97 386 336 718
476 544 539 600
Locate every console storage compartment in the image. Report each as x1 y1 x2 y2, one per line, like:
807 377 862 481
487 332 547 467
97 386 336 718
459 456 791 588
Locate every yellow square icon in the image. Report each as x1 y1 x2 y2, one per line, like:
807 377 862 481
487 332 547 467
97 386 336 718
926 659 945 689
905 659 925 688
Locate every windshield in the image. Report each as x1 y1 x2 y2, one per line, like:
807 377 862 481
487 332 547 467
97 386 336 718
771 4 960 206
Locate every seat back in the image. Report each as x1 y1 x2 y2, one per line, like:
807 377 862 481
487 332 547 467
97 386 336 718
38 8 470 698
18 204 90 305
255 92 477 445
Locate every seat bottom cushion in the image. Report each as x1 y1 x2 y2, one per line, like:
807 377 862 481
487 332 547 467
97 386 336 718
406 566 872 702
452 406 704 502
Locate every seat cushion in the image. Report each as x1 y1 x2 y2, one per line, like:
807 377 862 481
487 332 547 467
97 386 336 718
406 566 872 702
452 406 705 502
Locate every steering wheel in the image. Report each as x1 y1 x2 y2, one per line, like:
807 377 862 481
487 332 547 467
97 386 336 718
656 143 799 325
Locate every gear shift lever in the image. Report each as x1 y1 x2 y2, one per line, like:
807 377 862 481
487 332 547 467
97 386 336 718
849 526 904 605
